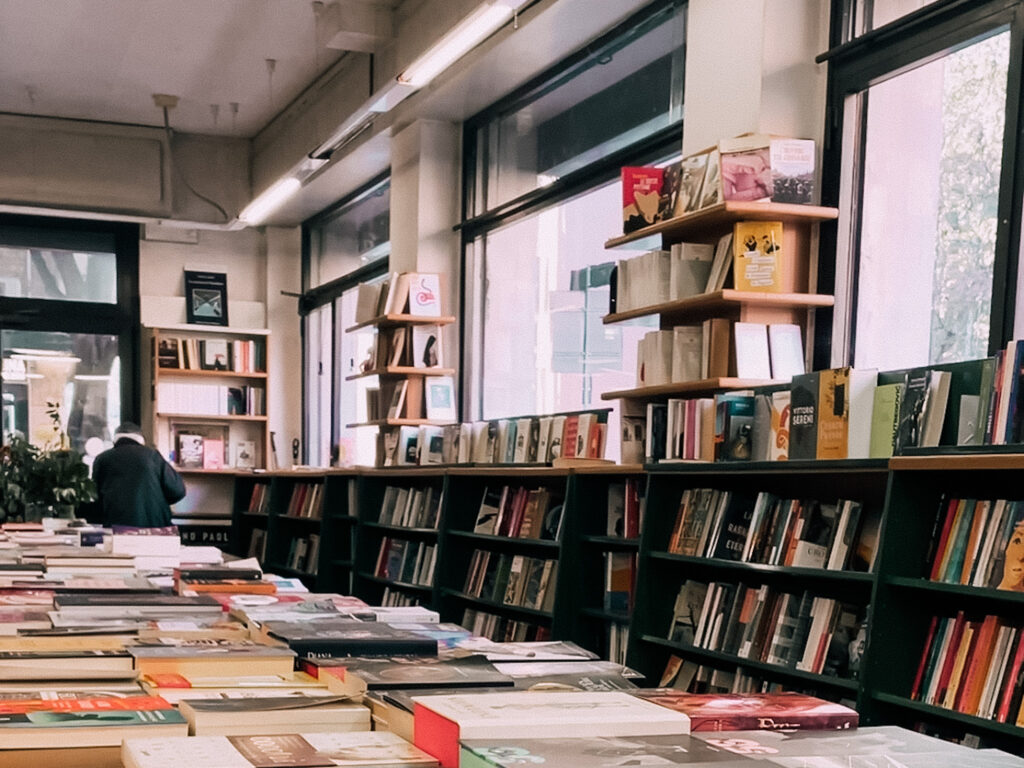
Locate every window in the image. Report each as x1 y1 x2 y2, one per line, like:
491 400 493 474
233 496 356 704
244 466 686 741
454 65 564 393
462 0 685 460
0 216 138 452
820 0 1024 370
302 175 390 466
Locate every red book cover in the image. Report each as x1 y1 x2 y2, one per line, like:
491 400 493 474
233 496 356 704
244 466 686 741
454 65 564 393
622 166 664 233
631 691 858 731
910 615 939 701
0 695 172 714
587 419 603 459
957 615 1000 714
997 630 1024 722
561 416 580 460
504 488 529 538
934 611 967 705
929 497 960 581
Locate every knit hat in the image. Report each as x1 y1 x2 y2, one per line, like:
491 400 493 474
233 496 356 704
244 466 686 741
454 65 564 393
114 422 145 445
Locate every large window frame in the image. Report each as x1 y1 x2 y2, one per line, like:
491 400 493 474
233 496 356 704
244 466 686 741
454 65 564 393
0 214 140 438
459 0 686 424
300 173 391 466
817 0 1024 369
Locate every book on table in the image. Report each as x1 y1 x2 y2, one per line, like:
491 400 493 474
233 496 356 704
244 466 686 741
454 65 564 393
178 694 371 736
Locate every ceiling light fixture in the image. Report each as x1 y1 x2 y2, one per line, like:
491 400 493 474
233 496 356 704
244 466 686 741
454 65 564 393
397 0 530 88
238 177 303 225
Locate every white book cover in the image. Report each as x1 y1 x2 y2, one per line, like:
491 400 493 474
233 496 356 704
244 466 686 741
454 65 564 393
670 325 703 382
575 413 595 458
645 249 672 306
424 376 457 422
733 322 771 379
411 325 442 368
644 330 674 386
354 282 382 323
408 273 442 316
411 690 690 738
513 417 532 463
536 417 554 464
615 257 631 312
767 323 806 381
848 368 879 459
669 242 714 300
457 423 474 464
921 370 952 448
704 232 733 293
548 416 567 460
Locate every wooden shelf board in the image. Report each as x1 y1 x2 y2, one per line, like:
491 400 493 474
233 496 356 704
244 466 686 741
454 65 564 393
885 576 1024 604
441 588 553 620
361 522 439 536
871 692 1024 738
602 378 781 401
604 290 834 325
647 458 890 475
570 463 645 476
345 366 456 381
276 514 323 525
357 572 432 593
446 466 570 478
345 314 456 333
648 552 875 583
345 418 455 428
147 324 270 336
639 634 858 691
604 201 839 249
158 412 268 422
175 468 243 476
156 369 267 379
889 454 1024 471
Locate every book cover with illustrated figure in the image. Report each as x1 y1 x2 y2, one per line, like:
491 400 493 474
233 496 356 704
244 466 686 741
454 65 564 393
177 434 204 468
408 274 442 317
412 325 442 368
698 149 722 210
769 390 791 461
157 337 181 369
631 690 858 732
676 151 711 215
732 221 784 292
720 142 773 202
621 167 664 233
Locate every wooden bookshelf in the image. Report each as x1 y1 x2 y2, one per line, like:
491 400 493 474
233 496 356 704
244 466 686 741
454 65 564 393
345 314 455 333
603 289 834 326
345 366 456 381
604 201 838 249
602 377 782 401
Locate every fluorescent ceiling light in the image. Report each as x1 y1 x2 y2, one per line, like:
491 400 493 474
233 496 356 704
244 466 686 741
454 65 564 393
11 353 81 364
398 1 527 88
238 177 302 225
73 374 110 381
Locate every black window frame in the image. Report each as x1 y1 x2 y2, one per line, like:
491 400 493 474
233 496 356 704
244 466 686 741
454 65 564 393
458 0 687 423
299 171 392 464
817 0 1024 369
0 214 140 436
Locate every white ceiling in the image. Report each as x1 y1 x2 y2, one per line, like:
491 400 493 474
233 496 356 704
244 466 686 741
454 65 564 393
0 0 401 137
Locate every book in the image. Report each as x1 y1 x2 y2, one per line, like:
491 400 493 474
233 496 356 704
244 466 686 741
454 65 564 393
234 440 257 469
868 382 903 459
732 221 783 292
622 166 664 232
123 731 438 768
177 434 204 468
178 695 371 736
789 371 819 460
156 337 181 369
412 690 691 768
676 150 711 214
317 656 515 696
768 323 805 380
630 690 859 731
732 322 771 379
264 620 439 658
412 325 443 368
424 376 456 422
129 644 297 678
408 273 443 317
669 243 714 300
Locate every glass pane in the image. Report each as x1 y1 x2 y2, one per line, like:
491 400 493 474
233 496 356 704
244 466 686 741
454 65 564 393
476 179 657 461
852 30 1009 369
1 330 120 454
838 0 936 41
0 246 116 303
336 279 387 467
308 179 390 289
303 306 332 467
473 5 684 216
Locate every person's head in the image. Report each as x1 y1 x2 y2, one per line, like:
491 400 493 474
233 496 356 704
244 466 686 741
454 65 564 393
113 422 145 446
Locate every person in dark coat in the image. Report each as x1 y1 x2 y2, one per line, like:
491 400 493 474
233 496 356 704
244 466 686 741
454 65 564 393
92 422 186 527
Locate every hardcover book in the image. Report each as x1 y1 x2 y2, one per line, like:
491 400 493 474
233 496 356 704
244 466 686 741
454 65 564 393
264 620 439 658
461 733 730 768
732 221 784 292
622 166 664 232
789 372 820 460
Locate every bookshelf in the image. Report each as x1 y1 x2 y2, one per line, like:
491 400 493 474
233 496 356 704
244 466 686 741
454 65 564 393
434 467 572 642
861 454 1024 752
627 460 889 699
352 468 447 607
144 325 270 472
601 203 837 410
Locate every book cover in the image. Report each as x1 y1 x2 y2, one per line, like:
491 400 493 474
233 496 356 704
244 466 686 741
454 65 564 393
713 394 755 462
265 621 438 658
816 367 850 460
669 243 714 301
177 434 204 468
412 325 442 368
622 167 664 232
896 370 929 451
769 390 791 461
461 733 729 768
769 138 816 204
157 337 181 369
732 322 771 379
732 221 783 292
768 323 805 381
234 440 256 469
789 372 819 460
424 377 456 422
408 274 442 317
676 151 711 214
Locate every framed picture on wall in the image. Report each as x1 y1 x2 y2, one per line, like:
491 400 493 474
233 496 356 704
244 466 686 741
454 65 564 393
184 270 229 326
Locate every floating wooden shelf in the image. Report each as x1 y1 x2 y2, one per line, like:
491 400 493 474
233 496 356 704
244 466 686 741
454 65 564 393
345 314 456 333
604 201 838 249
157 412 268 422
346 418 456 428
345 366 455 381
604 290 834 325
156 368 267 379
888 453 1024 471
601 377 781 401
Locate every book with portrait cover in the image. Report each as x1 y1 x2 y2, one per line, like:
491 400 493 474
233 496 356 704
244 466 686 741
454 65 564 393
789 372 820 460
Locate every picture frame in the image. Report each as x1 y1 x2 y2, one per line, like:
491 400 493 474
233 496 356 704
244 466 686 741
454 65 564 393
184 270 229 327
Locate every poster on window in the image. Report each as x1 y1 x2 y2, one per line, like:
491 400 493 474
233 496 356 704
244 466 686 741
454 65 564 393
184 270 229 326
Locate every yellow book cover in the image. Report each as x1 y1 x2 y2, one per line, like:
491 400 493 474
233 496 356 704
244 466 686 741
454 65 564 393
733 221 784 292
817 367 850 459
